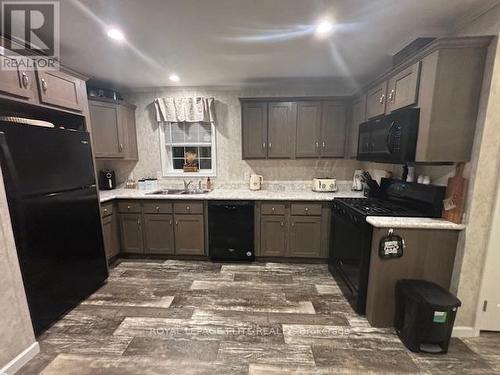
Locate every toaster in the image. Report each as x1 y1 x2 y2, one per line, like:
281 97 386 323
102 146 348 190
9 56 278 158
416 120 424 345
312 178 338 192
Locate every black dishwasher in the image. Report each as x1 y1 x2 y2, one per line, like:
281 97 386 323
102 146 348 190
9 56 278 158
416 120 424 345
208 201 254 261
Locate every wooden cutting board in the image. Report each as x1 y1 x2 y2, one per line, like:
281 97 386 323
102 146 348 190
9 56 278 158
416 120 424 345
442 163 468 224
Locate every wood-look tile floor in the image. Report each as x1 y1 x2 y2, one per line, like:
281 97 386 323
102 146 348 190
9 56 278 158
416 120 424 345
19 260 500 374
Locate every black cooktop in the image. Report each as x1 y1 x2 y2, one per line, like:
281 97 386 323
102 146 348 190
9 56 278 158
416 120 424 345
334 198 429 217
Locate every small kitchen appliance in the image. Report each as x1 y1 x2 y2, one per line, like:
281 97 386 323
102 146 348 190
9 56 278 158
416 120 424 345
249 174 263 190
312 178 338 192
357 108 420 163
352 170 363 191
99 169 116 190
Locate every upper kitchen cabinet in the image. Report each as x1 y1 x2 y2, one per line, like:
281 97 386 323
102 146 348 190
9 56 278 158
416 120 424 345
386 62 421 113
0 53 37 103
347 95 366 159
267 102 297 159
295 101 322 158
241 98 347 160
366 81 387 119
89 98 138 160
356 36 490 162
242 102 268 159
36 70 87 112
320 101 347 158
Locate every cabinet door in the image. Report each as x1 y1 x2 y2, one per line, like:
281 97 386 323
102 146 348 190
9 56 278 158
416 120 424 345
89 101 124 158
289 216 322 258
348 95 367 158
143 214 175 254
102 215 114 260
0 54 36 101
267 102 297 159
36 70 85 112
387 62 421 112
174 214 205 255
119 213 144 254
366 81 387 119
321 101 347 158
122 106 138 160
242 102 267 159
260 215 287 257
295 101 321 158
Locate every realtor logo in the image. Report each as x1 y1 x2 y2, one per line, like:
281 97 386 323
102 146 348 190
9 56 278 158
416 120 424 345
1 1 60 70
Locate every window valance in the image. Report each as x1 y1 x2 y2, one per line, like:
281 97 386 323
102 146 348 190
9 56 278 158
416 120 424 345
153 97 216 123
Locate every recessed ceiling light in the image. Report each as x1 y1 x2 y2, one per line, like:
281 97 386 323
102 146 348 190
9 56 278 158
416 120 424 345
169 74 180 82
107 28 125 42
315 21 333 36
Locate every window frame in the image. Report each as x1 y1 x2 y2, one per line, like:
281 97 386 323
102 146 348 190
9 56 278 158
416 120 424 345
159 121 217 177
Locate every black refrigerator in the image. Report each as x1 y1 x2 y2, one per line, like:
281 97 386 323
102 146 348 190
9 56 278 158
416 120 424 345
0 122 108 336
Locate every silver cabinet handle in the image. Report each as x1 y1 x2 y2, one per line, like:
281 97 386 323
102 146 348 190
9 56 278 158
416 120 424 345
262 142 266 149
280 221 284 227
119 143 124 152
388 89 395 101
305 207 309 214
271 207 275 213
103 208 108 213
21 72 29 88
137 219 140 225
169 220 173 225
127 205 131 210
175 220 179 226
315 141 319 148
322 141 325 148
291 221 295 227
155 206 160 211
379 94 385 104
269 142 272 149
186 206 190 211
41 78 48 92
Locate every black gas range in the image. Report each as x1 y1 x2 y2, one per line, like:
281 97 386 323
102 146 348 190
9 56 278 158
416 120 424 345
329 178 446 314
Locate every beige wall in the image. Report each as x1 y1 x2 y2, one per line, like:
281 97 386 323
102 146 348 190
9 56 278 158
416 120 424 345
0 168 37 369
449 5 500 329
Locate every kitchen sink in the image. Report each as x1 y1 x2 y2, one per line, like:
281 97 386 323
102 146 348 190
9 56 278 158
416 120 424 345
146 189 210 195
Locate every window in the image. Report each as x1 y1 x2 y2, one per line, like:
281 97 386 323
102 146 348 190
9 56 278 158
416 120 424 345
159 122 216 177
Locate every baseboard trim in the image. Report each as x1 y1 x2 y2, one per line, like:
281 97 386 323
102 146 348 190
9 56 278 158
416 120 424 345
452 326 480 338
0 342 39 375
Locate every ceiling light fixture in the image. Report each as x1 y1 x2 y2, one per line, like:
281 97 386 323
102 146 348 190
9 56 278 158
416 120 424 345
107 28 125 42
169 74 180 82
315 21 333 37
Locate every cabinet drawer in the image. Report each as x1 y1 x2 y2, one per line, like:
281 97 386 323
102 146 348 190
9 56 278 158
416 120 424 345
117 201 142 213
261 203 286 215
174 201 203 214
143 201 173 214
291 203 322 216
101 202 114 217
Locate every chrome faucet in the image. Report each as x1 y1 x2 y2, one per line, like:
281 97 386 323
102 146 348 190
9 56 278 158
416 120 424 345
183 180 193 191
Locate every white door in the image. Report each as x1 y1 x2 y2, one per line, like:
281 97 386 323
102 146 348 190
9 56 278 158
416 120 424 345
477 177 500 331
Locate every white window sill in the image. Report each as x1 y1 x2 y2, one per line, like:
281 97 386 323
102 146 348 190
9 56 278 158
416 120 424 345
163 171 216 178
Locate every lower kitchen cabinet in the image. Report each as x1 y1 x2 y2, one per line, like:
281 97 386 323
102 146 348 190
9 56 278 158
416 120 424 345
174 214 205 255
289 216 322 257
258 201 329 258
119 213 144 253
102 213 119 260
260 215 287 256
143 214 175 254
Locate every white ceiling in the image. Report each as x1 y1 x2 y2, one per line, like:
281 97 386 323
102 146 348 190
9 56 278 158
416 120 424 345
59 0 499 92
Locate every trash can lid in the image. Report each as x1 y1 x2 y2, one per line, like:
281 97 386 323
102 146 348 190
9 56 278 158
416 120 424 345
396 279 462 308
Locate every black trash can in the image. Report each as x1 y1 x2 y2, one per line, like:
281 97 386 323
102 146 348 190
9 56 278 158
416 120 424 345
394 279 461 354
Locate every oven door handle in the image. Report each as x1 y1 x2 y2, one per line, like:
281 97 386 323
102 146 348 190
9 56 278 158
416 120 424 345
386 121 396 154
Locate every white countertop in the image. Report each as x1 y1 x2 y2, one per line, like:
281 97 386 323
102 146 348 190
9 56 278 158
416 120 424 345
99 188 365 203
366 216 466 231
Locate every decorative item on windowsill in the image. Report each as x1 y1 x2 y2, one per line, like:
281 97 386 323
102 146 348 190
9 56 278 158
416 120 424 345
183 150 199 172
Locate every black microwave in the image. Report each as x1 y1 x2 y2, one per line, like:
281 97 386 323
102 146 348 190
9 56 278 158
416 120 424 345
357 108 419 163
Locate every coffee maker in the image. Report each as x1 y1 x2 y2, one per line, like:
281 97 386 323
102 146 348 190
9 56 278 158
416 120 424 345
99 169 116 190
